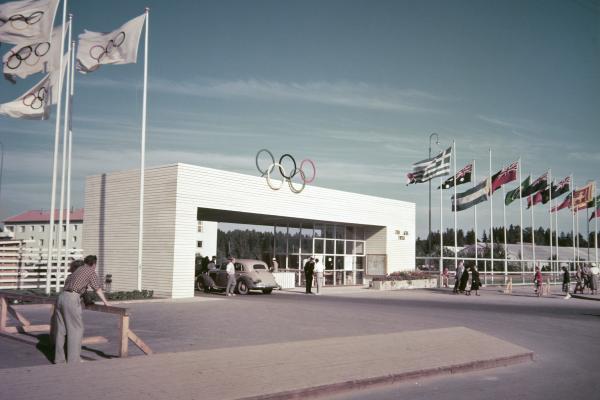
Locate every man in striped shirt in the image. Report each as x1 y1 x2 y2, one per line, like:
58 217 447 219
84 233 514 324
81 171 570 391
54 255 109 364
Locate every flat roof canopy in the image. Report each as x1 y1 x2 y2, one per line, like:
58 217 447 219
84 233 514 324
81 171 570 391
197 207 383 228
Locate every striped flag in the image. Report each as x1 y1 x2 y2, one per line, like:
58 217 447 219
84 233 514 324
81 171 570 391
551 193 572 213
451 178 490 212
406 146 452 185
438 162 472 189
491 161 518 194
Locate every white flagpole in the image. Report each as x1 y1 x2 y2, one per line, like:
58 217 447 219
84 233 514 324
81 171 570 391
489 148 494 278
45 0 68 294
595 186 598 265
555 201 559 269
64 41 76 279
440 177 444 274
531 172 536 269
453 141 458 271
473 160 478 272
440 176 443 275
548 170 553 280
137 8 150 291
571 175 576 271
518 158 524 276
576 202 580 263
502 184 508 279
55 18 73 293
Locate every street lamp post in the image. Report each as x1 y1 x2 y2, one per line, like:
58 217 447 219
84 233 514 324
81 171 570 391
428 133 439 256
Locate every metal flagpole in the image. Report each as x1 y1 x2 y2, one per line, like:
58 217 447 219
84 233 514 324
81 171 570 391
576 204 580 262
502 184 508 279
548 170 553 279
473 160 478 271
489 148 494 278
531 172 536 269
440 176 443 275
518 158 524 276
571 175 576 271
64 41 76 285
555 200 559 270
46 0 69 294
595 185 598 265
586 201 590 261
137 8 150 291
453 141 458 271
55 19 73 293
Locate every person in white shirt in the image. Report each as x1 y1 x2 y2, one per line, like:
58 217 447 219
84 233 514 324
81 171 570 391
314 257 325 295
225 256 236 296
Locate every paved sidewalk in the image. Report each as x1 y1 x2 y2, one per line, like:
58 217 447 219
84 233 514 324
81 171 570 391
0 326 532 400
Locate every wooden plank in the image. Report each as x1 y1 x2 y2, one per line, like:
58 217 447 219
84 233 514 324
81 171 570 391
119 315 129 358
0 331 39 347
128 329 153 355
82 336 108 345
7 305 31 326
4 324 50 333
84 304 129 316
0 291 57 304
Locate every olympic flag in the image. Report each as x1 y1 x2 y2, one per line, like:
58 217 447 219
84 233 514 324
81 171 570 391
76 14 146 73
2 24 64 80
0 0 59 44
0 55 65 119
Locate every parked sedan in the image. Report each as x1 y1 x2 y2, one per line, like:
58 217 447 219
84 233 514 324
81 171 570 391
197 259 280 295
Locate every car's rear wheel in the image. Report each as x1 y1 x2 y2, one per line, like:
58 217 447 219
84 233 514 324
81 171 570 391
196 278 204 291
237 280 250 295
262 289 273 294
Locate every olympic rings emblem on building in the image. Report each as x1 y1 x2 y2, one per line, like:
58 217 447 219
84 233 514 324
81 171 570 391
255 149 316 194
5 42 51 70
89 31 126 62
0 11 44 30
22 86 48 110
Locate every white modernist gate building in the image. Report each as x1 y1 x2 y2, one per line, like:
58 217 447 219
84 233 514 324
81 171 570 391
83 163 415 298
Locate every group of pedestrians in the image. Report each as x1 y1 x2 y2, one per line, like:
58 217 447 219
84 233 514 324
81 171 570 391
452 260 481 296
303 256 324 294
566 263 599 297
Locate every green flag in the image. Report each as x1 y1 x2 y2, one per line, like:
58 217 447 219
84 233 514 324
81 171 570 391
505 176 530 206
587 195 600 209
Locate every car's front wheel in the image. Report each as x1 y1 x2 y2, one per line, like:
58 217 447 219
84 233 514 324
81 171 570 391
236 280 250 295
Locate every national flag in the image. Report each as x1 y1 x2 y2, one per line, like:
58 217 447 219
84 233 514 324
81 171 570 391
551 193 572 213
590 208 600 222
0 0 59 44
522 171 548 197
505 176 530 206
406 146 452 184
3 24 63 81
76 14 146 74
551 176 570 198
451 178 490 212
586 195 600 209
0 56 64 119
526 190 549 209
572 182 595 212
438 163 472 189
491 161 518 194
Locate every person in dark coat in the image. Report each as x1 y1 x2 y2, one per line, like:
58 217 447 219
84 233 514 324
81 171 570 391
469 266 481 296
453 261 464 294
562 266 571 298
458 264 469 294
304 257 315 294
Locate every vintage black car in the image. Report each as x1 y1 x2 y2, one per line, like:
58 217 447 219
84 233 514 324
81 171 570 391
196 259 280 295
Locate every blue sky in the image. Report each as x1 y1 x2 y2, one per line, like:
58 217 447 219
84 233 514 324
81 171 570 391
0 0 599 238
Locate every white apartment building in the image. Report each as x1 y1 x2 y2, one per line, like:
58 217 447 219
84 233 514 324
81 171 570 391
3 209 84 249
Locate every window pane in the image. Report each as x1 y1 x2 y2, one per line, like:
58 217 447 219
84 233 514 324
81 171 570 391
314 239 324 254
326 240 334 254
335 225 345 239
325 256 334 270
356 271 364 284
288 255 300 269
275 226 287 253
325 225 334 238
356 256 365 270
355 241 365 255
336 240 344 254
355 226 365 240
289 227 301 253
301 225 313 253
335 256 344 270
345 226 355 240
346 241 355 255
314 224 324 238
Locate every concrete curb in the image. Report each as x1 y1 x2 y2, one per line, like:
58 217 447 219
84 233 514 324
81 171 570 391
570 294 600 301
240 352 534 400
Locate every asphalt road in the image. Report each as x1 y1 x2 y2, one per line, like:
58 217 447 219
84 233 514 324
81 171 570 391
1 286 598 400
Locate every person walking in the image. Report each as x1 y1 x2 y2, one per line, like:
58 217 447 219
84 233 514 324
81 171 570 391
590 263 599 295
271 257 279 273
533 266 543 297
458 262 469 294
225 256 236 296
562 266 571 299
304 256 315 294
470 266 481 296
442 267 449 288
314 257 324 295
54 255 109 364
453 261 464 294
574 266 585 294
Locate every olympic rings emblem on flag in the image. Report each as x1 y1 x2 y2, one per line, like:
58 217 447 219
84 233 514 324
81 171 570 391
22 86 48 110
5 42 51 69
255 149 316 193
0 11 44 30
89 31 126 62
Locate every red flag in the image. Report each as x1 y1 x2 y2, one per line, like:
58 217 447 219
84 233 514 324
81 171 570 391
551 193 572 213
590 209 599 221
572 182 595 212
491 161 519 194
527 191 544 209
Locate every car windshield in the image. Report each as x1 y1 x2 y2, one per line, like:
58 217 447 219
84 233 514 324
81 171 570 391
253 264 267 270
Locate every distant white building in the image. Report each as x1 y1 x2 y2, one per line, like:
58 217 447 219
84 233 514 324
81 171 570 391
3 209 84 249
195 220 217 258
